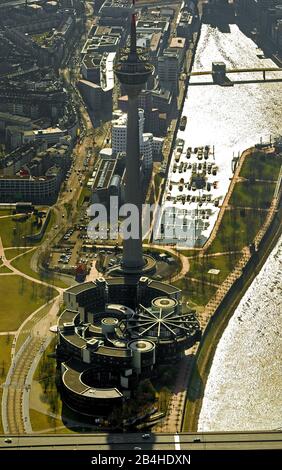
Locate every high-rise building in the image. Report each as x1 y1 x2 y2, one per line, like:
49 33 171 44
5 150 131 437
111 109 154 175
158 50 179 95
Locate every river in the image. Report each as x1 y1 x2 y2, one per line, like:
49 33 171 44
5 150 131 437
158 21 282 248
186 24 282 431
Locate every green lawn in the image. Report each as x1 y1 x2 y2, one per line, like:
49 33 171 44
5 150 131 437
29 409 63 433
187 253 241 285
11 250 69 289
207 209 266 254
77 187 91 208
230 181 275 208
174 277 217 307
0 264 12 273
0 209 12 217
0 215 37 247
0 275 56 331
154 173 163 199
11 250 43 280
0 211 54 248
241 151 281 181
30 408 88 433
31 32 50 45
178 249 202 257
4 247 30 260
0 334 14 433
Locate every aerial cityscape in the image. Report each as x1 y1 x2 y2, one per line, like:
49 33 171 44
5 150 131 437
0 0 281 453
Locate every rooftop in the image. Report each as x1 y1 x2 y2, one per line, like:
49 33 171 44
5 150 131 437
93 159 116 190
62 360 124 399
170 37 186 49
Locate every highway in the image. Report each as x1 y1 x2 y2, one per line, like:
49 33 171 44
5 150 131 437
1 431 281 450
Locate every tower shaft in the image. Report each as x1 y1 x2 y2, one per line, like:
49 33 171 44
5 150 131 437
122 91 144 270
114 0 154 273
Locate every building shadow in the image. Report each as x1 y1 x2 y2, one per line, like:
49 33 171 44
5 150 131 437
202 3 236 33
209 20 231 34
186 361 204 402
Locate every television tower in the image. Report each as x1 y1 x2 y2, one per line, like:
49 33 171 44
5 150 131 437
114 0 154 273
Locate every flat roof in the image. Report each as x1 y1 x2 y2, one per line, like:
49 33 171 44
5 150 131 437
62 359 123 398
0 112 31 124
64 281 98 296
100 52 116 91
151 31 162 51
82 388 123 399
93 159 116 189
96 345 132 358
148 279 181 295
58 309 78 328
170 37 186 49
62 332 86 348
83 53 102 69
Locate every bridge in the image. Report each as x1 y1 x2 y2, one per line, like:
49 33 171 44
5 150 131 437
1 431 282 450
188 67 282 81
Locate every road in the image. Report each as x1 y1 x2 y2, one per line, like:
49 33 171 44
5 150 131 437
0 431 281 450
2 294 62 435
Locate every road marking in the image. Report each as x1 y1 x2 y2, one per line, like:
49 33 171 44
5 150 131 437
174 434 181 450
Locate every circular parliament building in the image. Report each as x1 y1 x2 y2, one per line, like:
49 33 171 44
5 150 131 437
57 276 201 417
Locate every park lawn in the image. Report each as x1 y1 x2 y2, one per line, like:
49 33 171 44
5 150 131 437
174 278 217 307
230 181 276 209
0 209 12 217
11 249 69 289
0 216 36 247
29 409 63 433
30 407 78 433
154 173 163 199
0 275 56 331
30 405 90 433
241 152 281 181
187 253 242 285
207 208 266 254
0 215 38 247
4 247 31 260
178 249 202 258
0 210 54 248
0 264 12 273
0 334 14 433
31 32 51 46
12 250 43 281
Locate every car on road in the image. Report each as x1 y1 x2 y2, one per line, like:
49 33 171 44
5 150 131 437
142 434 150 439
4 438 12 443
134 447 141 450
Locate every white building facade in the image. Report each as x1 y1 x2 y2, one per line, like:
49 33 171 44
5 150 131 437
111 109 163 174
